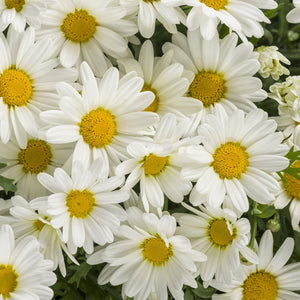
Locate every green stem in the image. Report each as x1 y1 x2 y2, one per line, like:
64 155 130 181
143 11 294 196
249 202 258 249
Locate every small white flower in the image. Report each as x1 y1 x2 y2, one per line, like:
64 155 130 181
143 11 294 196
287 0 300 23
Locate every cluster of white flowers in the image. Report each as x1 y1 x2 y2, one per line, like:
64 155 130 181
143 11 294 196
0 0 299 300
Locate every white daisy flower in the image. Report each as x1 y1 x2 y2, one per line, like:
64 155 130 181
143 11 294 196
37 159 129 254
119 0 186 38
0 195 77 276
211 230 300 300
162 30 266 120
116 113 196 213
176 202 258 284
0 26 78 148
40 62 159 178
36 0 137 77
182 0 274 42
118 40 202 119
0 135 73 200
287 0 300 23
0 0 55 32
181 107 289 214
87 207 207 300
0 224 56 299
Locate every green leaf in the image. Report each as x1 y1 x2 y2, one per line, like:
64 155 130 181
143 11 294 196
0 175 17 194
256 205 277 219
191 282 216 299
68 262 93 288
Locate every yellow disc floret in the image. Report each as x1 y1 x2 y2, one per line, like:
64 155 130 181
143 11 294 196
199 0 228 10
283 161 300 200
242 271 278 300
0 68 32 107
33 219 46 232
141 84 159 112
61 9 97 43
189 72 226 108
0 265 18 299
141 235 173 265
4 0 25 12
143 154 168 176
66 189 95 218
208 218 236 247
18 139 52 174
211 142 249 179
79 107 116 148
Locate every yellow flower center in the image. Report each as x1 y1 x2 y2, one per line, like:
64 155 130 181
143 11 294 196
33 219 46 231
0 68 32 107
242 271 278 300
208 218 236 247
141 84 159 112
61 9 97 43
0 265 18 299
4 0 24 12
18 139 52 174
189 72 226 108
211 142 249 179
79 107 116 148
66 189 95 218
143 154 168 176
141 236 173 265
283 161 300 200
199 0 228 10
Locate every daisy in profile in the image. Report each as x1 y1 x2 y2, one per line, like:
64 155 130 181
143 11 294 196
119 0 186 38
182 0 274 41
0 0 55 32
163 30 266 120
37 159 129 254
118 40 202 119
181 107 289 214
116 113 195 213
0 224 56 299
0 135 73 200
41 62 158 177
287 0 300 23
176 203 258 284
36 0 137 77
0 195 77 276
0 26 78 148
87 207 207 300
211 230 300 300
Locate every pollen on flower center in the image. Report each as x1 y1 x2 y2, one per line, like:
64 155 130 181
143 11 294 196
79 107 116 148
61 9 97 43
199 0 228 10
143 154 168 176
283 161 300 200
0 68 32 107
242 271 278 300
211 142 249 179
18 139 53 174
141 84 159 112
189 72 226 108
208 218 236 247
0 265 18 298
141 236 173 265
66 189 95 218
4 0 25 12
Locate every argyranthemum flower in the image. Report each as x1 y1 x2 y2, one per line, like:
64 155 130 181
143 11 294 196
118 40 202 119
37 159 129 254
0 224 56 299
176 203 258 284
119 0 186 38
287 0 300 23
116 113 195 212
181 107 289 214
182 0 274 41
0 195 77 276
0 0 55 32
36 0 137 77
0 26 78 148
40 62 158 177
163 30 266 120
211 230 300 300
0 135 73 200
87 207 207 300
